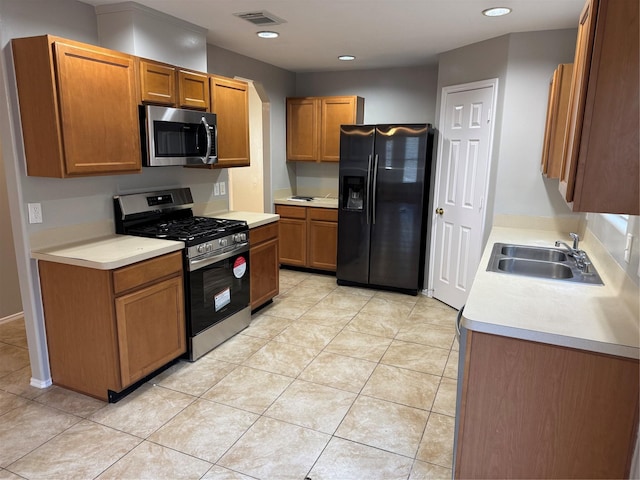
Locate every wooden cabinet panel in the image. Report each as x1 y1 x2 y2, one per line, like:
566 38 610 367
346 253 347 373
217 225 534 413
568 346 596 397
178 70 210 110
249 223 279 311
456 331 639 479
210 75 250 167
38 253 185 401
286 98 319 161
286 96 364 162
139 59 176 105
115 276 185 386
541 64 573 179
308 219 338 270
276 205 338 271
559 0 639 214
12 35 141 177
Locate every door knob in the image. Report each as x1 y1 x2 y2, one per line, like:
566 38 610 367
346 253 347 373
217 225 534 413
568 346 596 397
436 208 444 215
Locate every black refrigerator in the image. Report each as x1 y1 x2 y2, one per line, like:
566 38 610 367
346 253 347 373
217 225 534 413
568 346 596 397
336 124 435 295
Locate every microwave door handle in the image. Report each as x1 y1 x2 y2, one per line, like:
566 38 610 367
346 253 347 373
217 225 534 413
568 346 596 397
200 116 212 164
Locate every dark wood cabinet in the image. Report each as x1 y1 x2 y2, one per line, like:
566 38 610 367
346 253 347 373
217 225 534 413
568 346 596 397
541 63 573 179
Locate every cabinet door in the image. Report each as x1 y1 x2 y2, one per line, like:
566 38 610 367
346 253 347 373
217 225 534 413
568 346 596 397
541 64 573 179
278 218 307 266
115 276 186 387
250 236 279 310
139 60 176 105
308 220 338 270
178 70 210 110
286 98 319 161
319 96 358 162
54 42 141 175
211 76 250 167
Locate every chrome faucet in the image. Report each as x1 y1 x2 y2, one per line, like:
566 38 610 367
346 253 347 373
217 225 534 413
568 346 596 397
556 233 590 271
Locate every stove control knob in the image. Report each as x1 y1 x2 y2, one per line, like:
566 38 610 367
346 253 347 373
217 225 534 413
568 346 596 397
234 233 247 243
197 245 205 254
219 238 228 247
205 243 213 252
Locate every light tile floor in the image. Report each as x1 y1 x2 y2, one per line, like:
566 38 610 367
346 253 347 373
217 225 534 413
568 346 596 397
0 269 459 480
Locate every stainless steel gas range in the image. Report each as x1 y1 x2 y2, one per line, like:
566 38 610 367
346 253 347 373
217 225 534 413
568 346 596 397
114 187 250 361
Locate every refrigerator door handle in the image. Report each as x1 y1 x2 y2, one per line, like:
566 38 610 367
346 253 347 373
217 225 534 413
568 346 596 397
372 154 379 224
366 154 373 224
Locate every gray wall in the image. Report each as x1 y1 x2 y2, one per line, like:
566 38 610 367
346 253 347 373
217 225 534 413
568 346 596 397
0 141 21 318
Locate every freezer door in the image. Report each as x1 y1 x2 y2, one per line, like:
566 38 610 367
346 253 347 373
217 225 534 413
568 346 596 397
369 125 430 291
336 125 375 285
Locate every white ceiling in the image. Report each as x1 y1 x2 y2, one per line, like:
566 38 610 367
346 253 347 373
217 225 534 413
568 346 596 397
79 0 584 72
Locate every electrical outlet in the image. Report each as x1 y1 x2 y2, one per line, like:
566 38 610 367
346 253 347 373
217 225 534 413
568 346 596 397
219 181 226 196
28 203 43 224
213 183 220 196
624 233 633 263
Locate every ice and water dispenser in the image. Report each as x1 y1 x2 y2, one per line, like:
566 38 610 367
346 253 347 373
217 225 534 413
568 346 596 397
342 176 364 210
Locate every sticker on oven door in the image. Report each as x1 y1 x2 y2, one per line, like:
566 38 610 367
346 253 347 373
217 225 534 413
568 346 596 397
214 288 231 311
233 256 247 278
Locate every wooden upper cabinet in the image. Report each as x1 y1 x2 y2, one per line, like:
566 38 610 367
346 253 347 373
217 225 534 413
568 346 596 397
559 0 639 214
286 96 364 162
178 70 210 110
541 63 573 179
210 75 250 167
139 59 176 106
12 35 141 177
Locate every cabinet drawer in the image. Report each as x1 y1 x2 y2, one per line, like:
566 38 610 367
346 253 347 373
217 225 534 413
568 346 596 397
308 208 338 222
276 205 307 219
250 222 279 246
113 251 182 295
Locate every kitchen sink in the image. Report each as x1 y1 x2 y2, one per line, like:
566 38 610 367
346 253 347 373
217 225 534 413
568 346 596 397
487 243 604 285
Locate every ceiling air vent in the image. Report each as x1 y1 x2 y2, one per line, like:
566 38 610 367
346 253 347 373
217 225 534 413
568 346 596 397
233 11 286 26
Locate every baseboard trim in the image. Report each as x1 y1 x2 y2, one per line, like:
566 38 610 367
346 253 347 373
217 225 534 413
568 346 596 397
0 312 24 325
30 377 52 389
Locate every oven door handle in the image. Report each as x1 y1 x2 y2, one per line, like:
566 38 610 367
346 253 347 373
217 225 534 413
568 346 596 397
189 244 249 272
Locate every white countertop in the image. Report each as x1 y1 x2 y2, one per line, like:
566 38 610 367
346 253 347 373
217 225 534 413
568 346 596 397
31 235 184 270
463 227 639 359
209 211 279 229
274 197 339 209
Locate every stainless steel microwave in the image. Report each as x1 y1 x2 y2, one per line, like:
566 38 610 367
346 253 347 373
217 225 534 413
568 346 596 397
140 105 218 166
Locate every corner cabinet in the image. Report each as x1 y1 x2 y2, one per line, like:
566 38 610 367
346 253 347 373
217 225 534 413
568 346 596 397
12 35 141 177
249 222 279 310
38 252 186 401
455 330 639 478
559 0 639 214
286 96 364 162
541 63 573 179
275 205 338 271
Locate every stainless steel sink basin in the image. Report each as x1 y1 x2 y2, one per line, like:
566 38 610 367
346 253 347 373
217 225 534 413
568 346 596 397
487 242 604 285
500 245 567 262
497 258 573 279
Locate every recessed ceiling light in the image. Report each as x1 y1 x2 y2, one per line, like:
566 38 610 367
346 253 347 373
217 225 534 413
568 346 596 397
338 55 355 61
257 31 279 39
482 7 512 17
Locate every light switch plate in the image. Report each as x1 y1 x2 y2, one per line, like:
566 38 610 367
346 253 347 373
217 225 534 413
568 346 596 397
220 181 226 195
624 233 633 263
213 183 220 196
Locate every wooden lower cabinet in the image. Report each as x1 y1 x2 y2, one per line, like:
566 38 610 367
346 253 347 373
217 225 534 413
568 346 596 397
38 252 186 401
455 330 639 479
249 222 279 310
275 204 338 271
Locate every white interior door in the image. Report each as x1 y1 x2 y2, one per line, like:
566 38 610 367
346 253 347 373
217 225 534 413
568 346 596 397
429 81 497 309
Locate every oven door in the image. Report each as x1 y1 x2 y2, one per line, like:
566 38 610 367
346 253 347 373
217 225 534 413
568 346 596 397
185 246 250 338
